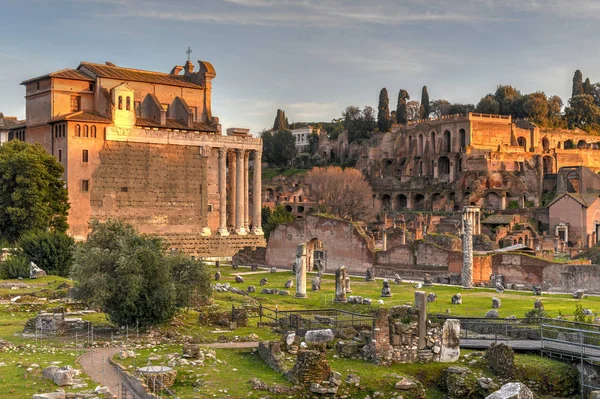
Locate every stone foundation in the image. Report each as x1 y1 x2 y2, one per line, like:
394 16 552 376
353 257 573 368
285 349 331 387
163 234 265 257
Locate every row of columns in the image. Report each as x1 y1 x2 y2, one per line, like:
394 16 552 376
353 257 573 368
214 148 263 237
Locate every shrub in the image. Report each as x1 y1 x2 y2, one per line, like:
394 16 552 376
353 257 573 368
1 251 29 279
19 231 74 277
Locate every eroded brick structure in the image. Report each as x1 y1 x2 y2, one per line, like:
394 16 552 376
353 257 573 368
13 59 264 255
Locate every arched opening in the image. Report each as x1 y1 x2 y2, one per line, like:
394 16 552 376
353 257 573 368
381 194 392 210
395 194 407 211
407 135 413 151
448 192 456 208
90 125 96 138
298 196 303 202
75 124 81 137
438 156 450 177
430 131 436 154
285 205 293 212
459 129 466 149
330 150 335 159
418 134 424 155
307 238 326 271
443 130 451 152
118 96 123 110
542 137 550 151
414 194 425 210
126 97 131 111
83 125 89 137
578 140 587 149
485 192 502 210
417 160 423 176
543 156 553 175
431 193 441 209
298 206 305 213
564 140 574 149
517 136 527 151
518 237 523 245
567 171 580 193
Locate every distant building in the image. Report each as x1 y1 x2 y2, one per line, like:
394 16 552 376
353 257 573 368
291 125 318 152
0 113 24 145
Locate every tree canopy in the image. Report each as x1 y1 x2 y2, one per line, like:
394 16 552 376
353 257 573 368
476 95 500 114
396 89 409 124
261 129 297 166
572 70 584 97
305 166 374 220
0 141 69 243
273 109 289 131
377 88 391 132
420 86 430 120
71 220 209 327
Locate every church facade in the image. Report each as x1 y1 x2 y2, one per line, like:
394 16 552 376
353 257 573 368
14 59 265 256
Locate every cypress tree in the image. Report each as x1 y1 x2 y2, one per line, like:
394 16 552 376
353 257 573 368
377 88 391 132
396 89 410 124
583 78 593 95
272 109 288 131
420 86 430 119
572 70 584 97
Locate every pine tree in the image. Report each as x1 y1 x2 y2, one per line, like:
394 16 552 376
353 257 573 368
572 70 584 97
396 89 410 124
420 86 430 119
584 78 593 95
377 88 391 132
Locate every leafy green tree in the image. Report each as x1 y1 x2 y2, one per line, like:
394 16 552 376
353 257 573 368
0 141 69 243
19 231 74 277
476 95 500 114
168 253 211 309
308 132 319 155
430 99 451 118
448 103 475 115
547 95 564 128
565 94 600 129
523 92 549 125
362 106 377 133
396 89 410 124
0 251 29 279
343 106 365 142
390 110 397 124
264 205 295 240
71 220 178 327
420 86 430 119
572 70 584 97
377 88 391 132
270 130 297 166
261 206 272 230
494 85 524 117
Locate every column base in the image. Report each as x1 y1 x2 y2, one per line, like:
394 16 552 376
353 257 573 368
217 228 230 237
201 227 212 237
235 227 247 236
252 227 264 236
295 293 307 298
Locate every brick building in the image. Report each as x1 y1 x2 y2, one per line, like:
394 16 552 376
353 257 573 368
11 59 265 256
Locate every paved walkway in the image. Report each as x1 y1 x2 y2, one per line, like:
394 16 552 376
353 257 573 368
79 347 125 397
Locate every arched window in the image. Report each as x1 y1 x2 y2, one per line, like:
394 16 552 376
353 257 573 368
118 96 123 110
75 124 81 137
126 97 131 111
542 137 550 151
517 136 527 151
443 130 451 152
459 129 466 149
430 131 436 154
83 125 89 137
418 134 424 155
91 125 96 138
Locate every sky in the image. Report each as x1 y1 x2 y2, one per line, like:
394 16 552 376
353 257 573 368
1 0 600 134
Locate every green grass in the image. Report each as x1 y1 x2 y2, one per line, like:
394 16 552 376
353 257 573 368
211 265 600 319
262 167 308 181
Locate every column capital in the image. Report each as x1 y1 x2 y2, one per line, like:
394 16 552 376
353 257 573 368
254 149 262 158
218 147 227 157
200 145 212 158
236 148 245 157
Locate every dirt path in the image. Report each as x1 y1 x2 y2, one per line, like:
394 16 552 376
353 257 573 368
79 347 124 396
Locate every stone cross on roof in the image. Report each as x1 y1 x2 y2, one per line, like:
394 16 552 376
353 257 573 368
186 47 192 61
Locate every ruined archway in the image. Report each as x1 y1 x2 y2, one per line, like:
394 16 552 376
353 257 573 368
443 130 451 152
381 194 392 210
459 128 466 149
438 156 450 178
564 140 574 149
414 194 425 210
395 194 408 211
430 131 436 154
306 238 326 271
517 136 527 151
418 134 424 156
543 156 553 175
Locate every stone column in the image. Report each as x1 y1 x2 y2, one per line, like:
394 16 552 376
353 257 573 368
200 146 211 236
462 217 474 289
217 148 229 236
252 150 264 235
334 266 347 302
235 149 246 235
228 151 237 232
382 230 387 251
244 151 250 230
415 291 427 350
295 243 307 298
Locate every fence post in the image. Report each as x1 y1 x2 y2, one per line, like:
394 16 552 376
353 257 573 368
232 304 235 323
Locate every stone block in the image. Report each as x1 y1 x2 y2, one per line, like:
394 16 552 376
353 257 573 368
305 329 335 343
485 382 533 399
439 319 460 363
32 393 66 399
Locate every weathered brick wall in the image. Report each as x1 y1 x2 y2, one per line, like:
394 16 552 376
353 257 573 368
163 234 265 257
543 264 600 293
285 350 331 386
257 341 287 373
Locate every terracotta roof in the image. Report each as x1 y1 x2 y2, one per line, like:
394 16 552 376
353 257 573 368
0 116 24 129
21 69 94 84
52 111 112 124
547 192 600 208
78 62 204 89
136 117 218 132
482 214 516 225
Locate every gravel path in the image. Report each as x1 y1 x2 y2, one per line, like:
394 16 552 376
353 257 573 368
79 347 124 397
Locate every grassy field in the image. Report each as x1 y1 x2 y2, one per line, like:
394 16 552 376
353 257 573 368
211 265 600 319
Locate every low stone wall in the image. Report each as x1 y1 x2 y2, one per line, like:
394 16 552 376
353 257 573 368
108 358 160 399
257 341 287 373
388 305 442 363
285 349 331 387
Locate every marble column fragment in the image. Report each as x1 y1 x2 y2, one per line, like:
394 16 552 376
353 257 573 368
335 266 347 302
295 243 307 298
415 291 427 350
462 217 474 288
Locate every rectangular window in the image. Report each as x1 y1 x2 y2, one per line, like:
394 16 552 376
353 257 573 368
120 187 128 193
82 150 89 163
191 106 198 120
208 204 213 212
88 82 95 92
58 150 62 163
81 179 89 192
70 95 81 112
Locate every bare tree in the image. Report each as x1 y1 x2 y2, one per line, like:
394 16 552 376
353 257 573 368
406 100 421 121
305 166 374 220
